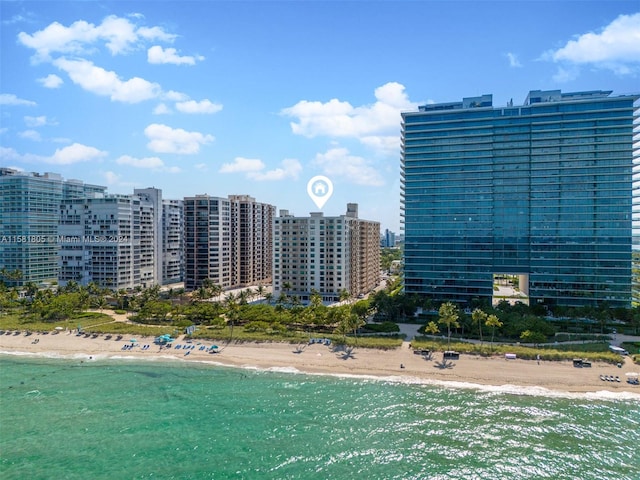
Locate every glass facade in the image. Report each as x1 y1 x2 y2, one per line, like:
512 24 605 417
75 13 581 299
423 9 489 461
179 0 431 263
0 169 106 286
401 90 639 308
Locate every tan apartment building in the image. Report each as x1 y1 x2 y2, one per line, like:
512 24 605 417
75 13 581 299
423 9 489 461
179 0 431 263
273 203 380 303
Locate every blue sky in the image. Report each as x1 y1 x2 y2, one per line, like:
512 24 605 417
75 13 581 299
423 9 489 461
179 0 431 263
1 1 639 232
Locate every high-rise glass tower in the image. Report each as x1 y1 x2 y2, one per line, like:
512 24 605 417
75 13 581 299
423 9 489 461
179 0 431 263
0 168 106 286
401 90 639 308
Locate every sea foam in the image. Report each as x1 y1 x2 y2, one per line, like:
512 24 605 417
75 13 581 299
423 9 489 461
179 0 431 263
2 349 639 402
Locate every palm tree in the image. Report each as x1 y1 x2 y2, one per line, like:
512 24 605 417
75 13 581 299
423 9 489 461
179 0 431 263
0 268 23 286
193 286 210 301
211 284 223 302
237 290 249 305
115 288 127 310
282 282 292 305
223 292 239 345
471 308 487 345
275 292 288 308
201 278 213 295
425 321 439 336
92 296 108 313
309 289 322 308
438 302 460 349
485 314 503 350
264 292 274 306
339 289 351 304
86 281 100 296
24 281 39 298
62 280 80 293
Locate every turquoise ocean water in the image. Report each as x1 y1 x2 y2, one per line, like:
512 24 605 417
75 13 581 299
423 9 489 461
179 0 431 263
1 353 639 480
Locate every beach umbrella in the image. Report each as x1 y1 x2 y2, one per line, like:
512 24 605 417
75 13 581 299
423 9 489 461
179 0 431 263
55 326 64 331
625 372 639 377
130 338 138 343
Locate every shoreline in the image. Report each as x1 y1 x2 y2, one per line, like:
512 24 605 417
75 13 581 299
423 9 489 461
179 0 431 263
1 330 639 398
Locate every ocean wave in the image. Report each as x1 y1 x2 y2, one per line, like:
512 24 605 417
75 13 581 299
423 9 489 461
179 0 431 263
231 367 640 402
2 350 639 402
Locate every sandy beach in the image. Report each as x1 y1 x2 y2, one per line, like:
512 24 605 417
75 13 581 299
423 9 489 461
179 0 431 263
2 328 639 397
0 331 640 398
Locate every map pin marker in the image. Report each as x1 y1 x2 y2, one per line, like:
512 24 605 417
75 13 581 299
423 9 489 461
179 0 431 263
307 175 333 210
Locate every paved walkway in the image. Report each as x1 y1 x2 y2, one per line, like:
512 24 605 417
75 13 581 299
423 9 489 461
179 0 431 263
397 323 422 342
397 322 640 348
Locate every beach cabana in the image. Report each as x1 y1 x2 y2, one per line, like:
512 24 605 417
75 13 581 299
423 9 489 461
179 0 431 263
155 334 175 345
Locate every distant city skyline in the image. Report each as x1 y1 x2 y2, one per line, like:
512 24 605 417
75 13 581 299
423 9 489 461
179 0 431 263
1 2 639 231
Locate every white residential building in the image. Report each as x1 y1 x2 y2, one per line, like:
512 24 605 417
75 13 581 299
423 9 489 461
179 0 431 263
0 168 106 286
58 193 159 289
273 204 380 303
162 199 184 285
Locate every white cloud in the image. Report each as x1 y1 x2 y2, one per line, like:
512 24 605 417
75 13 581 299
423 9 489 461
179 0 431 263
116 155 181 173
163 90 190 102
17 15 201 107
194 163 208 171
282 82 417 154
116 155 164 168
18 19 98 62
98 15 142 55
505 52 522 68
104 170 121 185
1 143 109 165
147 45 203 65
219 157 302 181
2 13 35 26
552 66 579 83
0 147 22 163
220 157 265 173
53 57 161 103
0 143 107 165
360 135 402 157
313 147 384 187
175 99 223 114
17 15 177 62
0 94 36 106
38 73 63 88
144 123 214 154
49 143 108 165
248 158 302 181
24 115 48 127
545 12 640 74
19 130 42 141
137 25 177 43
153 103 172 115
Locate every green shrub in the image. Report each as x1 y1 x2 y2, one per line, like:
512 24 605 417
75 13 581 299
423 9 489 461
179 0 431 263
410 337 621 364
363 322 399 333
